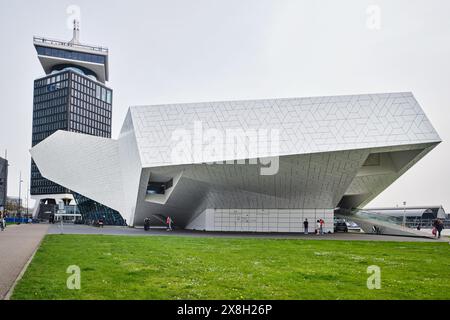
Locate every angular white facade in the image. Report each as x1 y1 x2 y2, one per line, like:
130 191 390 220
30 92 441 232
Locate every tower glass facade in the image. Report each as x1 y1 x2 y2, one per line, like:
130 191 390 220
30 28 124 225
31 69 112 195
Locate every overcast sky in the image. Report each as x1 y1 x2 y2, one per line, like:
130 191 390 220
1 0 449 209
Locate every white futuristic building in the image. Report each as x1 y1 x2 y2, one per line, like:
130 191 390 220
30 92 441 232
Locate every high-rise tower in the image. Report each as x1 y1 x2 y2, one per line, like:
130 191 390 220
31 21 122 224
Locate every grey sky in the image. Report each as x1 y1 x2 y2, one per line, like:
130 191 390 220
0 0 449 209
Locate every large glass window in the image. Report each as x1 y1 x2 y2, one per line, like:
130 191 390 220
101 87 106 102
36 46 105 64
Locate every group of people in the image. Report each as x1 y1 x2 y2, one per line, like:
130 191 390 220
143 216 173 231
303 218 326 235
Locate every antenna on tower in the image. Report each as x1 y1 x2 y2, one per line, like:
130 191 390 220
69 19 80 44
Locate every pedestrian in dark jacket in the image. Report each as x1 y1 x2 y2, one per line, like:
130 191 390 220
303 219 309 235
436 219 444 239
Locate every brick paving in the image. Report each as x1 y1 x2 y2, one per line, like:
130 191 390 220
0 224 49 299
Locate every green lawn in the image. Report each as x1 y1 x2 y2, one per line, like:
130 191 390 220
12 235 450 300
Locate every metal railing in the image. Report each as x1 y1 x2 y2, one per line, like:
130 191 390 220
33 36 108 53
404 219 450 229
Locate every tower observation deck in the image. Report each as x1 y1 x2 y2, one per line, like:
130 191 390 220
33 21 109 83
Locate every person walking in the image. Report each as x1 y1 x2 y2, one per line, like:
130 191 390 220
303 218 309 235
166 216 172 231
144 218 150 231
436 219 444 239
316 220 321 235
432 219 439 238
98 217 104 228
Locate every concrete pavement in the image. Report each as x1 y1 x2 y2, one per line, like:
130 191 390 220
0 223 49 300
47 223 446 242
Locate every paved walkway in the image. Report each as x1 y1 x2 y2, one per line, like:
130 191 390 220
47 224 446 242
0 224 49 300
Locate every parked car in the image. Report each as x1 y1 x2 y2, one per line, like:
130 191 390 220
334 220 349 232
346 221 361 232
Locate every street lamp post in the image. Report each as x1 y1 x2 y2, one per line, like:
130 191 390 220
18 171 23 223
26 184 29 219
403 201 407 228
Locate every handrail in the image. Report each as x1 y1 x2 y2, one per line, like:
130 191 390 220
33 36 108 53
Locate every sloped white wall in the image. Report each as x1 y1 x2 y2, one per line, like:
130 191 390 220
30 130 125 214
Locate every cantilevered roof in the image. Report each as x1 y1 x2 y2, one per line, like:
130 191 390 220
33 36 109 83
30 93 442 226
123 92 441 168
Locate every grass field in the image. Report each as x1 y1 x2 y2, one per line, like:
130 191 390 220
12 235 450 300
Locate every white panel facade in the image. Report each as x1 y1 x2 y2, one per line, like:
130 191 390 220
117 111 144 225
129 92 440 168
30 131 126 215
186 209 334 233
30 92 441 232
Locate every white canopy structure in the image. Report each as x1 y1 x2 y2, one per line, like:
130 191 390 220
30 92 441 232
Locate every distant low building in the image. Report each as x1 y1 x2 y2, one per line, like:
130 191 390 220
6 196 21 209
5 197 31 215
363 206 446 224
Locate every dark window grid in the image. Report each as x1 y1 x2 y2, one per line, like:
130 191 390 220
33 102 67 113
33 107 68 119
33 114 67 126
32 118 67 126
71 73 111 92
34 81 68 90
33 91 66 103
70 109 108 125
36 46 106 64
32 123 67 135
72 85 112 108
69 121 109 137
70 101 111 121
32 122 68 135
33 87 68 101
33 113 67 124
33 98 68 111
34 73 70 89
33 81 69 96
